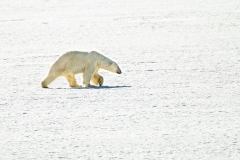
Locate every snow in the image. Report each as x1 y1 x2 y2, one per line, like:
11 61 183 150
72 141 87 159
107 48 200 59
0 0 240 159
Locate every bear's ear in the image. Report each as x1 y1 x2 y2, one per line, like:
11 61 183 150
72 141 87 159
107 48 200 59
104 60 113 67
96 61 101 67
109 61 114 66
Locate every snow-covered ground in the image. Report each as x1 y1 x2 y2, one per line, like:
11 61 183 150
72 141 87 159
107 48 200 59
0 0 240 159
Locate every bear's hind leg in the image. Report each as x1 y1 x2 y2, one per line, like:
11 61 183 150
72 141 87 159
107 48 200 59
41 73 60 88
64 74 81 88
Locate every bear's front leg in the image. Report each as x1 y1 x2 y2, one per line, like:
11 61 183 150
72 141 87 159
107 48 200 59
91 73 104 86
98 76 104 86
83 70 96 88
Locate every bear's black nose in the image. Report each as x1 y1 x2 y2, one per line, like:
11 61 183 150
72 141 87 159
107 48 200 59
117 69 122 74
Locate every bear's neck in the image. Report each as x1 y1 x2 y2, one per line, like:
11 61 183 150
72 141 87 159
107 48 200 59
99 58 113 71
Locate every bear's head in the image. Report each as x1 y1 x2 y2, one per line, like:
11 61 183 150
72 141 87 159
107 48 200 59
107 61 122 74
99 56 122 74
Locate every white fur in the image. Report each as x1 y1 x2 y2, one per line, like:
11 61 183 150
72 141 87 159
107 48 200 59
41 51 121 88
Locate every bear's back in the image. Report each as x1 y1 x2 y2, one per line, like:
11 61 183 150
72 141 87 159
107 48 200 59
57 51 103 72
62 51 88 58
62 51 103 59
56 51 103 67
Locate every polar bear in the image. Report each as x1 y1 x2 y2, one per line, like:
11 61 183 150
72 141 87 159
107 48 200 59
41 51 122 88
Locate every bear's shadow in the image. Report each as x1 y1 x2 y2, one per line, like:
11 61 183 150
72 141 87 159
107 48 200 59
54 85 131 90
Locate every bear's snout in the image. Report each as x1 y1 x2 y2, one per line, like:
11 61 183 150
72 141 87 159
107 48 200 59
117 68 122 74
